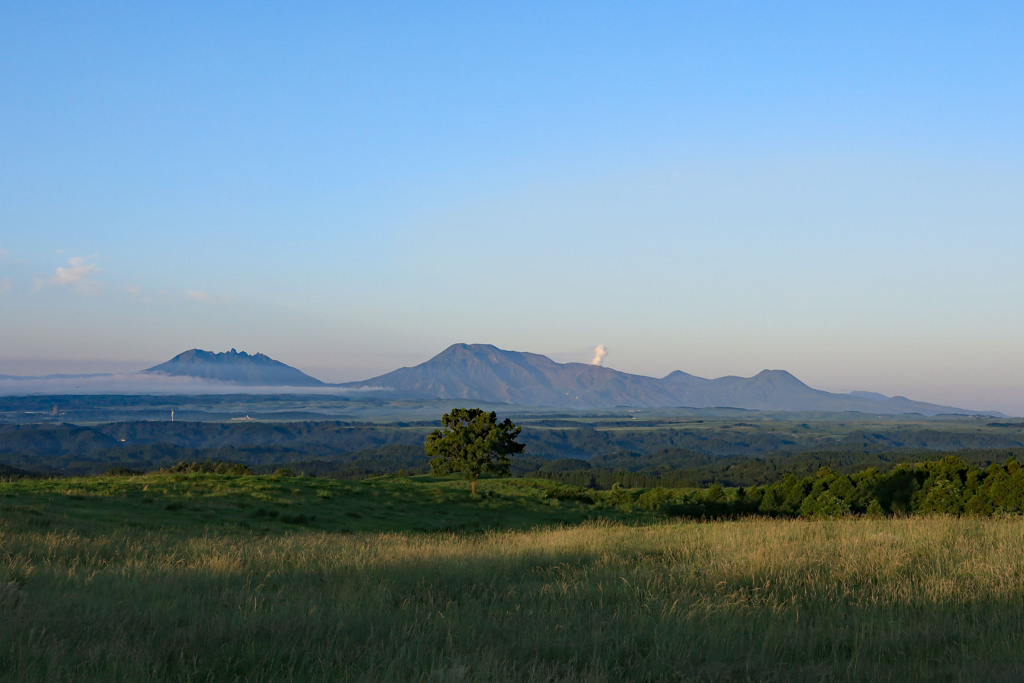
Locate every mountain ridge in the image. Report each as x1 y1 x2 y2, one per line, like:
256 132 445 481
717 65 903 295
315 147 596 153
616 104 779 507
343 343 991 416
0 344 1003 415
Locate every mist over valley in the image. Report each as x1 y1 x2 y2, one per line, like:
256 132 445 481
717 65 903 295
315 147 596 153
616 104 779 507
0 344 1006 416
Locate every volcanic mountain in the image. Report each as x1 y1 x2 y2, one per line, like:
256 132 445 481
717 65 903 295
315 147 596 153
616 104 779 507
144 349 325 387
343 343 987 415
6 344 993 413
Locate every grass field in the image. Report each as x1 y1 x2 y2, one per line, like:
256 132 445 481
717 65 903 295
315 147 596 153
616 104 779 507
2 474 1024 681
0 473 639 534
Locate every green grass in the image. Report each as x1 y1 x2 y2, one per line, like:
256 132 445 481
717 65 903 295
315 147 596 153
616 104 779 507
0 473 636 536
2 475 1024 681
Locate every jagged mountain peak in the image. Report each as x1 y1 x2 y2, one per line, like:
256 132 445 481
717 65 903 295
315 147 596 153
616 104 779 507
170 348 273 362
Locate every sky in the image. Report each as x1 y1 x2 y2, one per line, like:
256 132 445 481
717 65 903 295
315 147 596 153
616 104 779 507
2 2 1023 414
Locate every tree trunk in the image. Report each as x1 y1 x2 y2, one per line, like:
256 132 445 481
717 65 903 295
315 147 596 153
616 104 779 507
472 476 478 496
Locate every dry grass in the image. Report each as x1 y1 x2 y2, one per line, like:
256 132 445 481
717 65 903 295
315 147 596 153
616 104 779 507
2 514 1024 681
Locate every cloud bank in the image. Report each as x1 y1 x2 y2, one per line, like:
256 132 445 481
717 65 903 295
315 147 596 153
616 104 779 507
0 373 366 396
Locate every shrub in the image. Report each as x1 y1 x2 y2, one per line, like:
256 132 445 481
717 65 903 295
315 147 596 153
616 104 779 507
662 502 708 518
636 487 677 511
161 461 251 475
604 482 636 508
542 484 595 504
105 466 142 476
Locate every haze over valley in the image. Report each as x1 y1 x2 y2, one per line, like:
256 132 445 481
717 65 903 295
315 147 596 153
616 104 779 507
0 344 1007 416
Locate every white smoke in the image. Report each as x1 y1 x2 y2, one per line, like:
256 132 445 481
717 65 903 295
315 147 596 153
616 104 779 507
591 344 608 366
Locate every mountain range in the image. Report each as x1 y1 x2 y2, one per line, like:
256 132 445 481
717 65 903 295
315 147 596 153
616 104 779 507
340 343 990 416
0 344 1001 416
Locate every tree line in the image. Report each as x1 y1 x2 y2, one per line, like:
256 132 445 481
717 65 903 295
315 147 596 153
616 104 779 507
560 455 1024 518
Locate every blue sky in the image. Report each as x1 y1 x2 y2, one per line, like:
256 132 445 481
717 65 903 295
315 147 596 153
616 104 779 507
2 2 1023 413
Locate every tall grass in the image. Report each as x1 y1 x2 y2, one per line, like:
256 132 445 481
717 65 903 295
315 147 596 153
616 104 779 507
3 514 1024 681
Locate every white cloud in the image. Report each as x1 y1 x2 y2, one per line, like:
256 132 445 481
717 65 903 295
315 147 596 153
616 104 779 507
38 256 101 293
0 278 11 292
0 373 362 395
55 257 98 285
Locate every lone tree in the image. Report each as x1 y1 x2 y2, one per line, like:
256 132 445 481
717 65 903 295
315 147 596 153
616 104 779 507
425 408 525 495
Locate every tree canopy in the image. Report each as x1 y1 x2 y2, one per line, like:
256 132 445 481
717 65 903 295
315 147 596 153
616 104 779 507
425 408 525 495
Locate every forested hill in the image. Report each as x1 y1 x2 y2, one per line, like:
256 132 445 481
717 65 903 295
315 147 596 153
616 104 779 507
3 418 1024 480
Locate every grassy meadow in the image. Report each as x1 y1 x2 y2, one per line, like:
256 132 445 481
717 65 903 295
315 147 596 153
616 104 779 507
2 474 1024 681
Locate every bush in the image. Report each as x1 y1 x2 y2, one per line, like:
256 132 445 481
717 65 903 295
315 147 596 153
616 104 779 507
542 484 595 504
105 466 142 476
636 487 677 511
604 482 636 508
161 461 251 475
662 502 708 518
